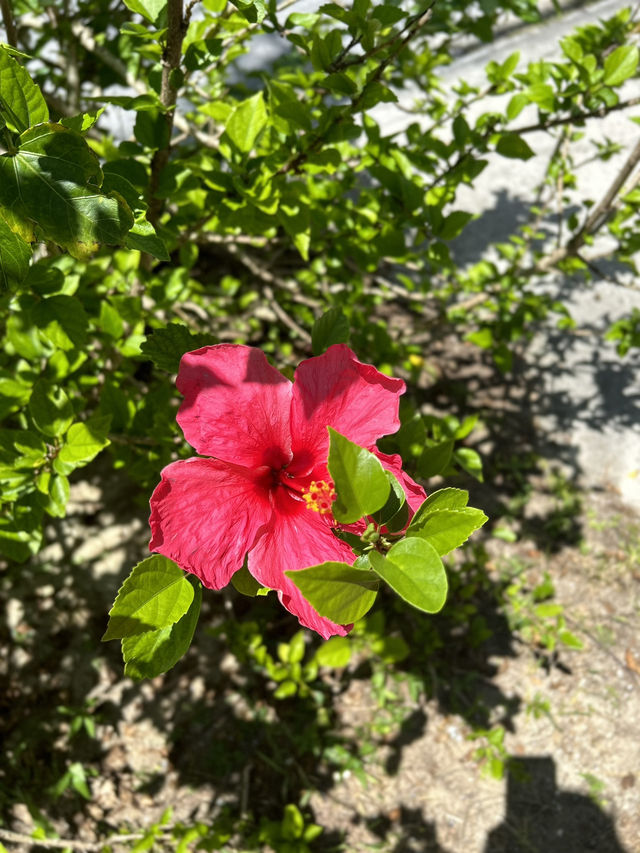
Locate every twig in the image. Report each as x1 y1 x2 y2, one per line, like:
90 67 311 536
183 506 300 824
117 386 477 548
0 827 173 851
147 0 186 226
279 2 435 175
532 136 640 274
0 0 17 47
512 97 640 136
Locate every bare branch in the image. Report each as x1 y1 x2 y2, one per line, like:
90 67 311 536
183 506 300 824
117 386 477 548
0 0 17 47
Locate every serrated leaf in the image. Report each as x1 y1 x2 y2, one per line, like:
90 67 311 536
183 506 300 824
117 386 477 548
141 324 213 373
413 488 469 519
407 507 487 555
103 555 194 641
328 428 390 524
285 562 379 624
311 307 350 355
0 45 48 133
369 538 447 613
0 124 133 258
0 211 31 289
225 92 268 153
122 581 202 679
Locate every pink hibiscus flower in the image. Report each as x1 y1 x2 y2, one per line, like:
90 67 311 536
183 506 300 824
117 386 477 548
149 344 425 639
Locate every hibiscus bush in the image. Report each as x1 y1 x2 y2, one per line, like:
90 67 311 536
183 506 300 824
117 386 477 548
1 0 639 845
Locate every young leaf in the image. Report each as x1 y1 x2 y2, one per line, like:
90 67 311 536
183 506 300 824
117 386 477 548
315 635 351 667
103 555 194 641
122 581 202 680
328 428 390 523
225 92 268 153
57 416 110 468
603 44 639 86
369 538 447 613
0 46 49 133
285 562 379 624
407 507 488 555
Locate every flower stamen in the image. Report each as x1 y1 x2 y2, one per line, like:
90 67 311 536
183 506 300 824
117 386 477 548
302 480 336 515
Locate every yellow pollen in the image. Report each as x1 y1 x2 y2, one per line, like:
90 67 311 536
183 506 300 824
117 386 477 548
303 480 336 515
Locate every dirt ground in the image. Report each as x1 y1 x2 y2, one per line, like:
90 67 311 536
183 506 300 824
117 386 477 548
2 342 640 853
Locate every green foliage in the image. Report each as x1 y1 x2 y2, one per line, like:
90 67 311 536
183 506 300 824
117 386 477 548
328 427 390 524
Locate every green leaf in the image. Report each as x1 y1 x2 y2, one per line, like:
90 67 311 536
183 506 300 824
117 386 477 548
410 488 469 523
122 581 202 679
225 92 268 153
407 507 488 555
371 471 408 532
103 555 194 641
311 307 350 355
124 215 170 260
0 124 134 258
231 564 269 597
57 415 110 468
315 635 351 667
455 447 484 481
285 562 379 624
328 428 390 524
0 211 31 289
28 380 74 437
122 0 167 22
603 44 639 86
495 133 535 161
32 295 88 350
369 538 447 613
141 324 213 373
0 45 48 133
418 439 453 478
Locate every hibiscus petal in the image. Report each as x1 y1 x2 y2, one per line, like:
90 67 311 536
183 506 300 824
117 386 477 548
149 457 272 590
247 494 355 639
290 344 405 467
375 450 427 516
177 345 293 467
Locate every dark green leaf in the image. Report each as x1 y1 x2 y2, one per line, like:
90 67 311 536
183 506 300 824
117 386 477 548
0 124 134 258
371 471 408 531
418 440 453 478
495 133 535 161
122 582 202 679
231 564 269 597
285 562 379 624
328 428 390 524
311 308 350 355
141 324 214 373
369 538 447 613
103 555 194 641
32 294 88 350
124 216 170 260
